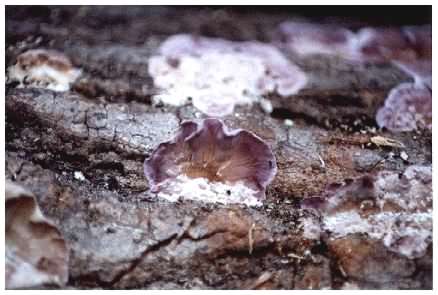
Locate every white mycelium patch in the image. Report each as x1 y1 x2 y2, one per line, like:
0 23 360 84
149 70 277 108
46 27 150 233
148 34 307 116
156 175 262 207
7 49 81 92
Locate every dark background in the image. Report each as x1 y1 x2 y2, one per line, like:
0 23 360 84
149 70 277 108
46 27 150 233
6 5 432 26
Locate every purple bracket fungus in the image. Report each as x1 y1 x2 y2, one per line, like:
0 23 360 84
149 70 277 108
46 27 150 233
376 82 431 132
5 181 69 289
277 22 432 71
303 165 432 259
353 27 416 63
402 25 432 60
363 25 431 88
353 25 431 70
7 49 81 92
148 34 307 116
393 25 431 88
144 118 277 207
393 60 432 89
276 21 355 58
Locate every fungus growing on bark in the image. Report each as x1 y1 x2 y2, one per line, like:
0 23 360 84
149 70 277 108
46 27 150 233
303 165 432 259
375 25 431 87
277 21 355 57
5 181 69 289
276 22 432 72
402 24 432 60
353 25 431 66
376 82 431 132
393 60 432 88
7 49 81 92
370 24 432 132
144 118 277 206
148 34 307 116
353 27 416 63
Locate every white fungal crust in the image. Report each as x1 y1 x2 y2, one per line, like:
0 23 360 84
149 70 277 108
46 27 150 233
308 165 432 259
5 181 69 289
7 49 81 92
148 34 307 116
156 175 263 207
144 118 277 207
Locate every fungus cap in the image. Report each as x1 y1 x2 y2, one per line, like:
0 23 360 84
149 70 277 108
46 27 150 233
376 82 431 132
144 118 277 206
